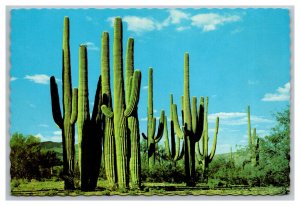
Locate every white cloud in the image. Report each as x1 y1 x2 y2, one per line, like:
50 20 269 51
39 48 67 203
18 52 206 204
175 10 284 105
208 112 273 126
108 10 241 34
83 42 99 51
53 130 62 135
262 82 290 102
176 26 191 31
191 13 241 32
24 74 50 84
35 131 62 142
107 9 190 34
168 9 190 24
124 16 158 33
10 77 18 81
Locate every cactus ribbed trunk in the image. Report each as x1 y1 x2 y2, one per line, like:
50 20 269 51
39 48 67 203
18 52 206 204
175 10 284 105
101 32 117 188
78 45 91 190
182 53 195 186
247 106 259 166
50 17 78 190
126 38 141 189
113 18 128 190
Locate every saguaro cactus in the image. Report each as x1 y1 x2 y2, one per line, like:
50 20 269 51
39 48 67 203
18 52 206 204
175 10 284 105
125 38 142 189
142 68 165 170
247 105 259 166
101 17 141 190
196 97 219 182
172 53 206 186
77 45 103 191
101 32 117 188
164 94 184 162
50 16 78 190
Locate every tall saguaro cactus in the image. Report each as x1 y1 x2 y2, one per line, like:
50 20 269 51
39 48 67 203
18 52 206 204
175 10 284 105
247 105 259 166
142 68 165 170
125 38 142 189
172 53 206 186
101 17 141 190
164 94 184 162
77 45 103 191
101 32 117 188
50 16 78 190
196 97 219 182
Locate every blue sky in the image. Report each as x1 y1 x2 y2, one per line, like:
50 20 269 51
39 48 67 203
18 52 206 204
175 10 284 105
10 8 290 154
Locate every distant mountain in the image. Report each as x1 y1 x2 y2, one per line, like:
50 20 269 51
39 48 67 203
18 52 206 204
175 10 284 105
40 141 78 161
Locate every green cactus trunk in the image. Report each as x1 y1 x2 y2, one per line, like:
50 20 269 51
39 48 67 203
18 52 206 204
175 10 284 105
113 18 128 190
77 45 103 191
101 32 117 188
142 68 164 171
50 16 78 190
125 38 141 189
247 106 259 166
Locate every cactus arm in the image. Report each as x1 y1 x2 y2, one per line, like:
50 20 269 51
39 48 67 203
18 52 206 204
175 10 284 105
70 88 78 124
163 115 171 158
101 105 114 118
154 110 165 142
195 140 203 162
142 133 148 140
91 76 102 123
191 97 197 135
125 38 134 105
195 96 205 142
171 104 184 138
252 128 256 146
124 70 141 117
247 105 252 147
209 117 219 162
50 76 63 128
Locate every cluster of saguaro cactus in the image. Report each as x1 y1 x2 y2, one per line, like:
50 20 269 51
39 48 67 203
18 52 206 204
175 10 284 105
171 53 219 186
142 68 165 170
50 17 78 190
101 18 142 190
195 97 219 182
50 16 222 191
247 106 260 166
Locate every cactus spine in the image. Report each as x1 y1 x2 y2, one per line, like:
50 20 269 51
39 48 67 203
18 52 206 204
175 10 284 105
164 94 184 162
172 53 206 186
196 97 219 182
77 45 103 191
101 18 141 190
142 68 165 170
247 105 259 166
101 32 117 188
50 16 78 190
